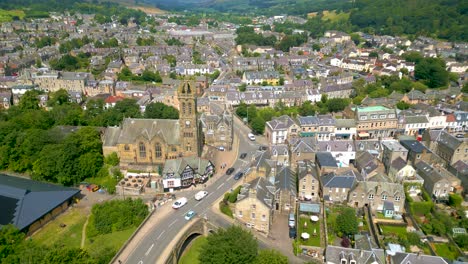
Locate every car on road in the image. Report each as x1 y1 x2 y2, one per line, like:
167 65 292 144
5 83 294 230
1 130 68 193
184 210 196 220
240 153 247 159
456 134 465 138
259 145 268 151
289 227 297 239
248 133 256 141
172 197 188 209
195 191 208 201
234 172 244 180
226 168 235 175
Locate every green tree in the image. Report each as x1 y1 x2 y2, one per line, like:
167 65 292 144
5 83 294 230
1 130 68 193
199 225 258 264
48 89 71 106
454 235 468 249
254 250 288 264
415 58 449 88
251 116 265 135
239 83 247 92
448 193 463 208
406 232 421 246
144 102 179 119
327 98 349 112
104 152 120 166
336 207 358 237
396 101 411 110
19 90 40 110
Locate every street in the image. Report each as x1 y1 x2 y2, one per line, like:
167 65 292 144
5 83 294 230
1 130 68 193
122 116 260 264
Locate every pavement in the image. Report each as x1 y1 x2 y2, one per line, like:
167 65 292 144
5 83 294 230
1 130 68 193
114 115 260 264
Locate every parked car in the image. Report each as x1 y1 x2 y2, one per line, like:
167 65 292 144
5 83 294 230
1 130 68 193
288 213 295 228
289 227 297 239
248 133 256 141
218 146 225 151
240 153 247 159
195 191 208 201
185 210 196 220
259 145 268 151
234 172 244 180
226 168 235 175
172 197 188 209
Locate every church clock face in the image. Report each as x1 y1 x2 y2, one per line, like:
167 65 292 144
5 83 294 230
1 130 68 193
185 120 191 126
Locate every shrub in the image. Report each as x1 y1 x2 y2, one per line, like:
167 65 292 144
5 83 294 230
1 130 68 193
410 201 433 216
341 237 351 248
448 193 463 208
407 232 421 246
219 201 233 218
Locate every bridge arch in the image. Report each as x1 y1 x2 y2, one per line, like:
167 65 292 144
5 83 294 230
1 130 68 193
177 232 203 262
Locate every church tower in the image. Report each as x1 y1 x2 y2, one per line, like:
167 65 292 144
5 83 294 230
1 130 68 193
178 81 200 157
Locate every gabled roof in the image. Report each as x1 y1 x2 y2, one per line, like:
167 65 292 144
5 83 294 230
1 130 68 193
325 245 385 264
322 170 361 189
391 252 449 264
266 115 297 131
237 177 276 208
316 152 338 168
391 157 408 171
0 174 80 231
275 167 296 195
117 118 180 145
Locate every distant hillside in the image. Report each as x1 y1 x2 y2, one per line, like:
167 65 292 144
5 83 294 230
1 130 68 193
146 0 351 15
350 0 467 41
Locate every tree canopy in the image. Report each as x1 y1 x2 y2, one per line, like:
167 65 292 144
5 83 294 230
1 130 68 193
336 207 358 237
144 102 179 119
199 225 258 264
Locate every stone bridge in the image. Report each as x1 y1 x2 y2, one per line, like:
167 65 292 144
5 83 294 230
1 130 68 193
163 217 219 264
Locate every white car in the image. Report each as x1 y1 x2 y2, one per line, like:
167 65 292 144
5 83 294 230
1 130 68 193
195 191 208 201
172 197 188 209
248 133 256 141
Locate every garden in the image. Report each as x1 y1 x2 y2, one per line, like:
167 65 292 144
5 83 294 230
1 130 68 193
326 206 359 246
298 216 321 247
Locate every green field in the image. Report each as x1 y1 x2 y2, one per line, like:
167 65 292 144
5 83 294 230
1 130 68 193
321 10 350 22
0 9 25 22
179 236 207 264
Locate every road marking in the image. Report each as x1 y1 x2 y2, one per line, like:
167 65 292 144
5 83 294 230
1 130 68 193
195 201 202 207
145 244 154 256
206 193 212 198
168 219 178 227
216 183 225 190
157 230 165 240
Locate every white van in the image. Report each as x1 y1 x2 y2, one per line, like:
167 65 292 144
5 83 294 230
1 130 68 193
248 133 256 141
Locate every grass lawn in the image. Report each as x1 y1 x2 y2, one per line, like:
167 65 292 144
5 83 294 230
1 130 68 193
32 207 87 248
380 225 408 238
321 10 350 22
179 236 207 264
85 227 137 252
298 216 321 247
434 243 460 260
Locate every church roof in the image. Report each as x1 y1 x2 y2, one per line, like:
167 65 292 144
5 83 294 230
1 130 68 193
117 118 180 145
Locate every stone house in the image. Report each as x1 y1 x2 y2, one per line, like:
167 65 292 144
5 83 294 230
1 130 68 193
381 141 408 174
199 104 233 151
344 105 398 139
322 169 362 203
265 115 299 145
422 130 468 165
162 157 214 191
415 161 463 200
348 181 405 215
297 161 320 202
235 177 276 235
388 157 416 183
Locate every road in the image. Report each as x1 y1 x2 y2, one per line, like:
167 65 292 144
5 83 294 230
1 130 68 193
124 117 261 264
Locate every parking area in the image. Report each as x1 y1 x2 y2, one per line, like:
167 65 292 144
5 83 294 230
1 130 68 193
270 213 294 252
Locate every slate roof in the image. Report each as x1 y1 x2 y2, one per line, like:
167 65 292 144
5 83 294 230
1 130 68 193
316 152 338 168
355 151 379 175
325 245 385 264
335 118 356 128
322 170 360 189
391 252 449 264
404 115 429 124
290 137 317 153
237 177 276 208
400 140 430 153
0 174 80 231
391 157 408 171
437 130 463 151
116 118 180 145
274 167 296 196
266 115 297 131
162 157 212 178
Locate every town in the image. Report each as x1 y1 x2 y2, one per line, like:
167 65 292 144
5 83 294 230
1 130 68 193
0 3 467 264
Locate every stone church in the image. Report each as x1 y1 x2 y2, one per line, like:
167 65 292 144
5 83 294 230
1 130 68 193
103 81 203 171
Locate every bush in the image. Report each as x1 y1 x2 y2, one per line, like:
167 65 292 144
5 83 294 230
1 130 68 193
407 232 421 246
454 234 468 249
104 152 119 166
448 193 463 208
228 186 242 203
341 237 351 248
89 198 148 236
219 201 233 218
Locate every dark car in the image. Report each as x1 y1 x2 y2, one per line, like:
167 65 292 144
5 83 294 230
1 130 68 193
289 227 297 239
234 172 244 180
240 153 247 159
259 146 268 151
226 168 235 175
